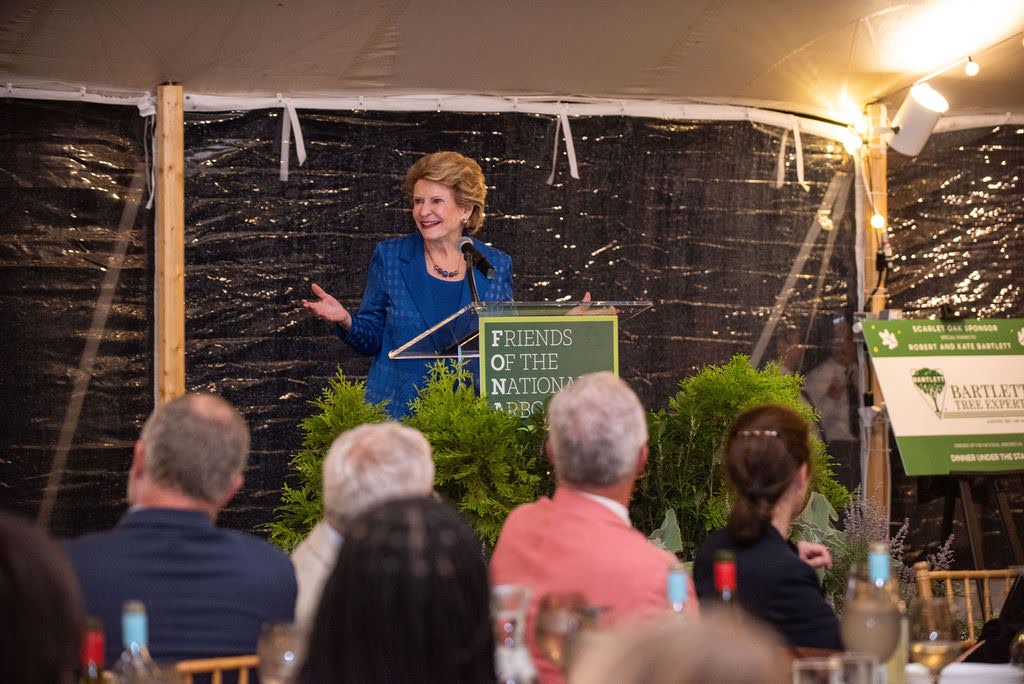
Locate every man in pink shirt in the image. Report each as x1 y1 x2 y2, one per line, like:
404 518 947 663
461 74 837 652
490 372 698 683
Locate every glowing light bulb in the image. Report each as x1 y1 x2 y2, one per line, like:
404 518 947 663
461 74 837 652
841 129 863 155
870 213 886 230
964 57 979 77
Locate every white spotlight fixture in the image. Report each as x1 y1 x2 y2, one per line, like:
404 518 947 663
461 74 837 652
964 57 979 77
887 83 949 156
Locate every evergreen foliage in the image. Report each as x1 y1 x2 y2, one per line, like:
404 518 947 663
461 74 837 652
402 361 544 547
269 355 851 562
266 370 389 551
632 355 851 559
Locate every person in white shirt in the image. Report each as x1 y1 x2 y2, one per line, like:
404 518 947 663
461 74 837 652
290 422 435 626
803 318 860 489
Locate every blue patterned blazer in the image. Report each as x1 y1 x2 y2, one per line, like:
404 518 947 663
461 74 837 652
340 232 513 418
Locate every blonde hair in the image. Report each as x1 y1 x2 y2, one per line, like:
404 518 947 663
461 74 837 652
403 152 487 234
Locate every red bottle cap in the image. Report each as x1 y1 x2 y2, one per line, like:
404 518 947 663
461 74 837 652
714 559 737 592
81 626 105 666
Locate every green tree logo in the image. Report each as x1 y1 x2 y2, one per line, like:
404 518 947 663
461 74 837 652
912 368 946 416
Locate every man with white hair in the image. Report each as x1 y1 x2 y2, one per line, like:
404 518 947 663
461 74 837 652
65 393 296 666
491 372 697 684
290 422 435 625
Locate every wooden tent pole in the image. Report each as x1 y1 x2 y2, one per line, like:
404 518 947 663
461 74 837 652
864 102 890 516
155 84 185 404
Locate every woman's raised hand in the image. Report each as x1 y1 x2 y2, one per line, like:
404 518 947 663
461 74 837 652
303 283 352 331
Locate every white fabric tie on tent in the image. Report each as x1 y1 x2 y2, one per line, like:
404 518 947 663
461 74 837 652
278 96 307 181
3 86 1023 136
547 108 580 185
774 119 810 191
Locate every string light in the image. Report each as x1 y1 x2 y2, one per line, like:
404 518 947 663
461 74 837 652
870 213 886 230
964 57 979 76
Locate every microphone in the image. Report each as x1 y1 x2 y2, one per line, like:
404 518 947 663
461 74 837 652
456 236 496 279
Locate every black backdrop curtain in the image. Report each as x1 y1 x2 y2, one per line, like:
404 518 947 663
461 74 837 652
5 101 1019 568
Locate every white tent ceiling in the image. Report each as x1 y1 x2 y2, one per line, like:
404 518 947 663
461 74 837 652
2 0 1023 129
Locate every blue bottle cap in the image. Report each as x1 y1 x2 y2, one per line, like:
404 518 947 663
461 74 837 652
868 549 890 584
122 604 148 648
667 568 688 605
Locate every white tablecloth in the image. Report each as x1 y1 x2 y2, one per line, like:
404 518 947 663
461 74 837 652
905 662 1023 683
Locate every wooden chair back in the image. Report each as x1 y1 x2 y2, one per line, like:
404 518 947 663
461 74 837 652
174 654 259 684
912 561 1020 644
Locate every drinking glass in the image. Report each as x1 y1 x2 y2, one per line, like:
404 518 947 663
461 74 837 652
907 598 960 684
838 652 876 684
792 656 842 684
257 622 307 684
492 585 536 684
491 584 532 649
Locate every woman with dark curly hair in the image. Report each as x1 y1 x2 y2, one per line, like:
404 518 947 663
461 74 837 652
297 496 495 683
692 404 842 651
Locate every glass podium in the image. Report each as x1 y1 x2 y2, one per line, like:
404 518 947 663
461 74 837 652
388 300 653 360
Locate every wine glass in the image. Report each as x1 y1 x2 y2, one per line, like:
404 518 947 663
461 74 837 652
534 592 588 672
907 598 960 684
257 622 307 684
1011 628 1024 669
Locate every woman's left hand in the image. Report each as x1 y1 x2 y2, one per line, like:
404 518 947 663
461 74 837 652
796 540 833 570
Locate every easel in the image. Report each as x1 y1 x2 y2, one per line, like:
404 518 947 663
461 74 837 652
941 470 1024 570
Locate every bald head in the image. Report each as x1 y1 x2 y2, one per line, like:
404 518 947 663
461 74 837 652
137 393 250 506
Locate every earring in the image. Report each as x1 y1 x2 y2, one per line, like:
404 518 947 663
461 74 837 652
461 217 468 227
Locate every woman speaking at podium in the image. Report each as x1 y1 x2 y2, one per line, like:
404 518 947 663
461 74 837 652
303 151 514 418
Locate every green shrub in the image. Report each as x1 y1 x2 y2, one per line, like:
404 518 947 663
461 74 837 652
403 361 545 547
266 370 389 551
269 355 849 560
632 355 850 559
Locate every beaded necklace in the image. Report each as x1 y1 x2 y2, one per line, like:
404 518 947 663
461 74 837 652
426 249 460 278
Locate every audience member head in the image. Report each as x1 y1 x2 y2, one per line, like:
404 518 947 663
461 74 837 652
773 325 805 375
404 151 487 234
547 372 648 490
299 496 494 684
723 404 813 545
130 392 250 514
829 317 857 367
0 513 85 684
322 422 435 532
569 608 789 684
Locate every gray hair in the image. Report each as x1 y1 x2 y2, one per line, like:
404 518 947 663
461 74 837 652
322 423 435 531
139 393 250 505
547 372 648 487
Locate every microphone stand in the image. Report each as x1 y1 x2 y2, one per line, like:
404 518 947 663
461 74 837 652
464 252 482 308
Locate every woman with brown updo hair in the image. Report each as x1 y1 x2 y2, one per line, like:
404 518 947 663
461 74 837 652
303 151 514 418
692 404 843 650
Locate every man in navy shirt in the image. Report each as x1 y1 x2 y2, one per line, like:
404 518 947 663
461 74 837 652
65 393 296 666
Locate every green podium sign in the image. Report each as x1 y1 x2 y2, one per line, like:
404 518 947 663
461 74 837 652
479 315 618 417
862 318 1024 475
